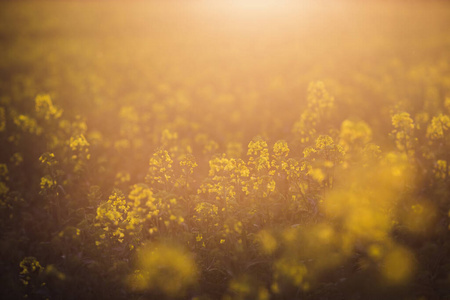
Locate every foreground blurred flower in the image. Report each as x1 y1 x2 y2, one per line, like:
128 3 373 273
126 243 198 298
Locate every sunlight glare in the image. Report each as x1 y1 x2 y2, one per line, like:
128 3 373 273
208 0 314 18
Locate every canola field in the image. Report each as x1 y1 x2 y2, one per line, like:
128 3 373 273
1 1 450 299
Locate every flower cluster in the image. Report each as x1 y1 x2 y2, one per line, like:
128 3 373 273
35 94 63 120
391 112 416 157
145 149 174 189
2 5 450 298
292 81 334 144
95 191 130 245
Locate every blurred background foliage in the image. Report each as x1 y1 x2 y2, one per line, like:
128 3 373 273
1 0 450 299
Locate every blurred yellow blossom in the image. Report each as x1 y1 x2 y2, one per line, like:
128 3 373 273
35 94 62 120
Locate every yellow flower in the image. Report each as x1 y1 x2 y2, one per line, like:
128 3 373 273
292 81 334 142
14 114 42 135
273 140 290 157
39 152 57 167
146 149 174 186
40 175 56 189
196 233 203 242
127 244 198 297
69 134 90 152
35 94 63 120
427 114 450 140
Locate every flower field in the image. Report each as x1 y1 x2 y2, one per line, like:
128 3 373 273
1 1 450 299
